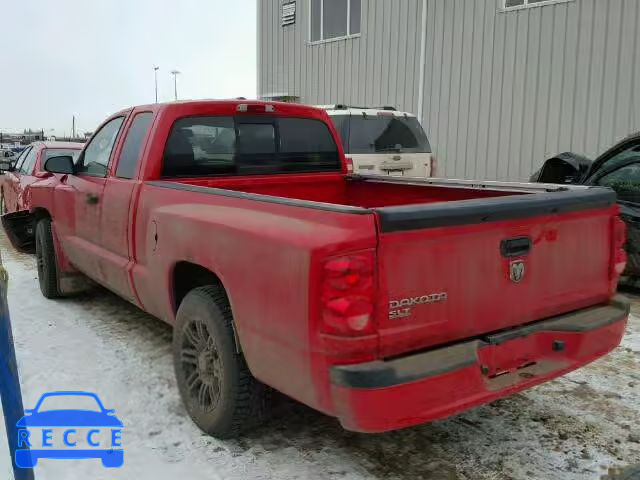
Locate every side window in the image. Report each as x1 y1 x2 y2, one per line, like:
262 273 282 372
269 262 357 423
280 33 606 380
77 117 125 176
597 161 640 203
18 147 38 174
115 112 153 179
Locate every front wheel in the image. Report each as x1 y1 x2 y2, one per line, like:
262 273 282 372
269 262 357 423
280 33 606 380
35 218 62 298
172 286 269 439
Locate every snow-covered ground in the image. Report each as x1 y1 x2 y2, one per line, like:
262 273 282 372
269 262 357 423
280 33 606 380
0 231 638 480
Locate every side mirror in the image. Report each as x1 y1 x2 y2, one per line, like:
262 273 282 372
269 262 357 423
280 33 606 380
44 155 75 175
0 160 12 172
23 409 34 415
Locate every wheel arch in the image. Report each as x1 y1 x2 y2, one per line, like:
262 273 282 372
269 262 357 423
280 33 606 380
170 261 241 352
31 207 52 222
1 208 51 254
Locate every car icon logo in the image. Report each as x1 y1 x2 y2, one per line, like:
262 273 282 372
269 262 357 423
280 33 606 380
15 391 123 468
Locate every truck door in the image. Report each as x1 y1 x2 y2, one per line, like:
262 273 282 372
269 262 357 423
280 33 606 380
98 112 154 303
55 116 125 282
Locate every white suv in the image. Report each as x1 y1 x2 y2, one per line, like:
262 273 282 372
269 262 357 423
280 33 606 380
318 105 434 178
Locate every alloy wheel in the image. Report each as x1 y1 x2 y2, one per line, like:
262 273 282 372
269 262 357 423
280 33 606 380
180 319 223 412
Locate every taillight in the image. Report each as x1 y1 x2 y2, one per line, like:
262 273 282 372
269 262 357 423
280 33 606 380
345 156 354 174
611 216 627 280
321 252 375 336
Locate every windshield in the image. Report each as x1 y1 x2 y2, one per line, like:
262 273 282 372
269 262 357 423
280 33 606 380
347 115 431 154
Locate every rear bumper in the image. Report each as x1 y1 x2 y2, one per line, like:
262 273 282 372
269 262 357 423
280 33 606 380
330 296 629 433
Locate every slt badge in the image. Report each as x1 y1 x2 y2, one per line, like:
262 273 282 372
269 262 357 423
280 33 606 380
389 292 448 320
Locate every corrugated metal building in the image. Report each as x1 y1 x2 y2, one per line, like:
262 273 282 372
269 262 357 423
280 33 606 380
257 0 640 180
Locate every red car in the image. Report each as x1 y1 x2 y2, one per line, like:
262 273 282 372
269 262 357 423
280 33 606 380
4 100 628 438
0 141 83 214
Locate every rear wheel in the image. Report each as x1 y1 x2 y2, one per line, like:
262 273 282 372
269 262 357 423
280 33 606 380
35 218 62 298
173 286 269 438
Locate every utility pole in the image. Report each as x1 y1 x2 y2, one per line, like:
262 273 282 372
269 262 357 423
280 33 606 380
72 116 76 139
171 70 181 101
154 66 159 103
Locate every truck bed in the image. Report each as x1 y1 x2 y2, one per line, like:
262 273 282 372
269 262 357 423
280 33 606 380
169 174 525 209
150 173 617 358
157 174 611 232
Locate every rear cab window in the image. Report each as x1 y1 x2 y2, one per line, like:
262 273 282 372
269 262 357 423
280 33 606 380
161 115 341 177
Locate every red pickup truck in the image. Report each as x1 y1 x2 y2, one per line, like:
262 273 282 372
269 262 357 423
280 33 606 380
3 100 629 438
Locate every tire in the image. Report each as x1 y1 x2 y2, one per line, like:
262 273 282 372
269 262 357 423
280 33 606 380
35 218 62 299
173 285 268 439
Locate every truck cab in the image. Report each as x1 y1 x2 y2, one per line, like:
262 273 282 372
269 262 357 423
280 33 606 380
319 105 434 178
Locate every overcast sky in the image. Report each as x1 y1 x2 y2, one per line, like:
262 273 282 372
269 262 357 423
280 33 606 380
0 0 257 136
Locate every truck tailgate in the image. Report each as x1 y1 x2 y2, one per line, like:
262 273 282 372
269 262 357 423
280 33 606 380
374 188 618 358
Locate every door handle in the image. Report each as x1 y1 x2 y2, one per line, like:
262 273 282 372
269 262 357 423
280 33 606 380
86 193 99 205
500 237 531 257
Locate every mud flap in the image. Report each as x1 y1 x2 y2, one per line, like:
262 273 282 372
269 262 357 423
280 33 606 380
1 211 35 253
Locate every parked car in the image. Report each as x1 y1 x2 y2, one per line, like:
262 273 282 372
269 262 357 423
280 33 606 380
318 105 435 178
0 141 83 214
3 100 628 439
531 132 640 284
0 148 16 165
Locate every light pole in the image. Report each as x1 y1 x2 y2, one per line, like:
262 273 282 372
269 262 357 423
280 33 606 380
171 70 181 101
154 66 159 103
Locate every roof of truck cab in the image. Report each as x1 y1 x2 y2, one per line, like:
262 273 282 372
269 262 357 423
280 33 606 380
129 99 327 116
99 100 332 134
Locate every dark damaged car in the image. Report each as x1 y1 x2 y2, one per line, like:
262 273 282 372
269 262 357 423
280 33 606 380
531 132 640 285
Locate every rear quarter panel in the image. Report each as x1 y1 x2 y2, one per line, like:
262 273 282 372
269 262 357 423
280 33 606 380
132 183 377 412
